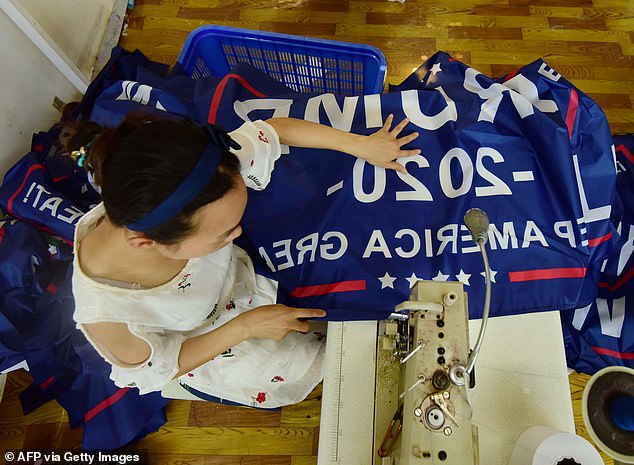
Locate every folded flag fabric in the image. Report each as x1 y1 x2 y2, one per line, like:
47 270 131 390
561 135 634 373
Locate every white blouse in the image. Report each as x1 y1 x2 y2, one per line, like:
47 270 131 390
72 120 325 408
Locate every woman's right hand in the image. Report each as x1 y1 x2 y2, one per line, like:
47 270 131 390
237 304 327 340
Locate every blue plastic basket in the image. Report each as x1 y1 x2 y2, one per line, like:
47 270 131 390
178 25 387 96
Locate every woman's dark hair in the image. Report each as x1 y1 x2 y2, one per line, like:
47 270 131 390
63 111 241 244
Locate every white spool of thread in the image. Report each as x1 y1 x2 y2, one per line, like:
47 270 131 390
508 426 604 465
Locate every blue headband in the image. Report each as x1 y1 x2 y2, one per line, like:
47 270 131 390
126 125 241 232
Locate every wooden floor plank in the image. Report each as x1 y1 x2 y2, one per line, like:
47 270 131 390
135 426 315 455
548 16 608 29
528 5 587 18
0 426 26 450
148 454 291 465
606 17 634 32
510 0 594 7
127 4 181 16
188 402 282 428
163 399 193 427
238 10 366 24
279 398 321 429
290 457 317 465
22 423 83 449
351 1 475 15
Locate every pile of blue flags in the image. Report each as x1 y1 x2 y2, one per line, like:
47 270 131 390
561 135 634 373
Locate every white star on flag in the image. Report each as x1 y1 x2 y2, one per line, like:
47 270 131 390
48 245 58 255
456 269 471 286
430 63 442 76
481 269 498 283
378 272 397 289
432 270 449 282
406 272 421 288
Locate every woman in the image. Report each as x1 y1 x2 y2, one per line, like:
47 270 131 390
68 112 418 407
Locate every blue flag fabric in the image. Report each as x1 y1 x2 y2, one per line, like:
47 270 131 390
175 52 618 321
0 220 52 373
560 135 634 373
0 126 100 243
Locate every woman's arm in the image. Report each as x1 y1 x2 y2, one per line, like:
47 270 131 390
83 305 326 378
176 305 324 376
266 114 420 173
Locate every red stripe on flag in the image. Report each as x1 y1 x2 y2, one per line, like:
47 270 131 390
565 88 578 140
599 266 634 291
588 231 612 247
592 346 634 360
290 280 367 297
616 143 634 164
509 267 586 282
7 163 45 215
84 387 130 422
503 68 520 82
208 74 267 124
40 376 55 390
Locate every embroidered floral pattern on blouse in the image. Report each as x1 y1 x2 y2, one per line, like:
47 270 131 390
271 376 285 383
225 300 236 311
221 349 235 358
205 303 219 320
177 273 192 292
252 392 267 404
313 331 326 342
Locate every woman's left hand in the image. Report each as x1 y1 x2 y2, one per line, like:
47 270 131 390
356 114 420 174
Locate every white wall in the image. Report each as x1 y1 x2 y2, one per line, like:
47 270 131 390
22 0 115 77
0 0 117 177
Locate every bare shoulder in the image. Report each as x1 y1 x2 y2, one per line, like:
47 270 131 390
77 218 120 279
83 321 151 366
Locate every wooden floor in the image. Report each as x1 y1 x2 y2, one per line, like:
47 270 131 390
1 0 631 462
0 369 613 464
119 0 633 134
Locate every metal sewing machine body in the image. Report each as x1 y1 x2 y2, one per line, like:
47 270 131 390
375 280 479 465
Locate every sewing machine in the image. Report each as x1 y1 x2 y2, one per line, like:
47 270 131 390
316 210 575 465
317 279 478 465
316 287 576 465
